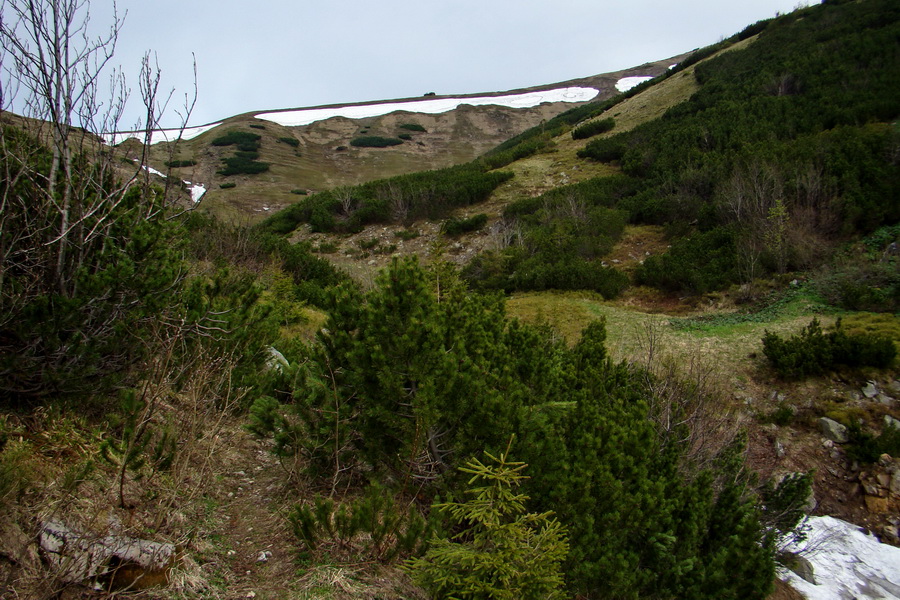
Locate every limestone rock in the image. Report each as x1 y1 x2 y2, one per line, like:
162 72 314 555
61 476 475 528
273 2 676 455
39 520 175 590
781 551 816 584
265 346 289 373
862 381 878 399
819 417 849 443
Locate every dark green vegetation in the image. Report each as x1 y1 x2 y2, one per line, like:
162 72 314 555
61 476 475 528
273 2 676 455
350 136 404 148
258 163 513 234
248 258 791 599
574 0 900 294
399 123 427 132
571 117 615 140
212 129 271 176
762 318 896 379
406 448 569 600
0 116 343 404
278 135 300 147
441 213 488 236
465 176 634 297
467 0 899 297
164 159 197 168
4 0 897 597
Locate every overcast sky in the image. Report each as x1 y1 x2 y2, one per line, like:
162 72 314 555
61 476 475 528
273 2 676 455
80 0 808 128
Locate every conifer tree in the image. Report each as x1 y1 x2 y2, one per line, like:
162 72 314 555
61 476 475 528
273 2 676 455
407 443 569 600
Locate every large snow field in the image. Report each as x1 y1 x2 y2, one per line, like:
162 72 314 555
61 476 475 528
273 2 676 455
254 87 600 127
105 87 599 145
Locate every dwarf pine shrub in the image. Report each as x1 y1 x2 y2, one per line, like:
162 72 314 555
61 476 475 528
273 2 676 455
762 318 896 379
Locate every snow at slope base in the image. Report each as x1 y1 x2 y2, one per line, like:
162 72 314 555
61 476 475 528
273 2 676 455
615 76 654 93
135 161 206 203
779 516 900 600
254 87 599 127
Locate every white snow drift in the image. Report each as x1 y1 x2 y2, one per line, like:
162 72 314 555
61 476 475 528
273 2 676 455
779 516 900 600
615 76 655 93
107 87 599 146
254 87 599 127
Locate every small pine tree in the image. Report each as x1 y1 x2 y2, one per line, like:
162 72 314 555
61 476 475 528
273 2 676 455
100 389 176 508
406 442 569 600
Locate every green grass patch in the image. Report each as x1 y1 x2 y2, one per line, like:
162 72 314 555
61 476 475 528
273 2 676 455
669 286 832 333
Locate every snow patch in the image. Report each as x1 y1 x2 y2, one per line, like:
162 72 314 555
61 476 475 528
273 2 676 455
105 123 220 146
779 516 900 600
107 87 598 145
615 76 655 93
134 160 206 203
254 87 599 127
185 182 207 203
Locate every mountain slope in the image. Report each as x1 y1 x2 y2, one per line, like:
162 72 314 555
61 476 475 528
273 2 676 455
121 53 685 221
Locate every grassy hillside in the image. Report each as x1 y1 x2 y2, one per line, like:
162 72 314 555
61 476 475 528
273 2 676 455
134 56 683 224
3 1 900 598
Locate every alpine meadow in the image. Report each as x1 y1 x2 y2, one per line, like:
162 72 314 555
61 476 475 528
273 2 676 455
1 0 899 598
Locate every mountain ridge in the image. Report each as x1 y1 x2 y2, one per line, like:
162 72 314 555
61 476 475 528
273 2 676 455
129 51 688 221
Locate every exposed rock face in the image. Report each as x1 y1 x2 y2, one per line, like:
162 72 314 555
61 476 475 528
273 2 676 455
858 455 900 519
818 417 849 444
39 520 176 590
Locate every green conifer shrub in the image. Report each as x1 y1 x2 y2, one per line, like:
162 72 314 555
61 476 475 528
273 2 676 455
441 213 488 236
210 130 262 151
289 485 431 562
518 321 776 599
350 136 404 148
571 117 615 140
406 445 569 600
762 318 896 378
164 159 197 168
